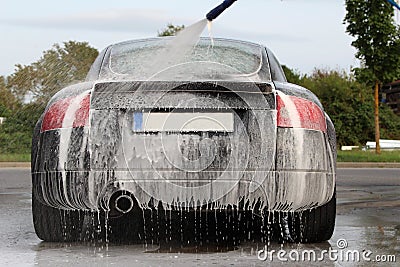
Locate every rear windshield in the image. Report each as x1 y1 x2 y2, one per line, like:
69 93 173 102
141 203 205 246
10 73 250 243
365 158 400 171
108 38 269 82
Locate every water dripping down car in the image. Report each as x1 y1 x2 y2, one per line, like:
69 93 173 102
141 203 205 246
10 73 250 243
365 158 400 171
31 37 336 245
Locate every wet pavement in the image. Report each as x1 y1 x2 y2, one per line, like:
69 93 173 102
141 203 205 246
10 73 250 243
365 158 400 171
0 168 398 266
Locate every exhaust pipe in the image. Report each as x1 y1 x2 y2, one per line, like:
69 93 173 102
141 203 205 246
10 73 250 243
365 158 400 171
115 194 134 214
107 191 136 217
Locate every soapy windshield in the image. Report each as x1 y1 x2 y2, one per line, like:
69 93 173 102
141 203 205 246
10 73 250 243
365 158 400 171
109 38 269 81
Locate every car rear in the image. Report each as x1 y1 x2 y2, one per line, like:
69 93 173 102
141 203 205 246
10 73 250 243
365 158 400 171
31 38 336 243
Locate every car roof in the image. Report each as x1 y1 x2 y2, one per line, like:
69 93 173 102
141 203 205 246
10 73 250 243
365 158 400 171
110 37 265 49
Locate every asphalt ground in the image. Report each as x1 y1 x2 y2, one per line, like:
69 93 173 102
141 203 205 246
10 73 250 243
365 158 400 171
0 168 399 266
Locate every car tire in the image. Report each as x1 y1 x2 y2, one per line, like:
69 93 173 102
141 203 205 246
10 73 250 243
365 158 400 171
32 117 85 242
290 192 336 243
32 193 84 242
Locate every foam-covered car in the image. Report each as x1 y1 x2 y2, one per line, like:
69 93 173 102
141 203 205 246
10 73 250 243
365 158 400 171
32 37 336 244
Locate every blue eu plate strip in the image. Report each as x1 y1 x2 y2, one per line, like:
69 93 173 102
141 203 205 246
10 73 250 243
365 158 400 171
133 112 143 131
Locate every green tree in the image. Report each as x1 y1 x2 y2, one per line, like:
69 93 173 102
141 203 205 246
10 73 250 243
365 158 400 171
344 0 400 153
286 68 400 147
8 41 98 105
1 41 98 155
0 102 43 154
282 65 303 85
300 69 376 146
0 76 19 117
158 23 185 36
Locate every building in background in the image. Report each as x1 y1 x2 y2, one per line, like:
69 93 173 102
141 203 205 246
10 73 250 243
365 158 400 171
382 80 400 115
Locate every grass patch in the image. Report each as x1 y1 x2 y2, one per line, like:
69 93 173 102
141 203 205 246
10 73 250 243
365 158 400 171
337 150 400 162
1 151 399 163
0 153 31 162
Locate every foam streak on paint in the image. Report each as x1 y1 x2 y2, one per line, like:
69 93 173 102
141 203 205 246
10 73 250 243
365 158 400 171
59 91 90 208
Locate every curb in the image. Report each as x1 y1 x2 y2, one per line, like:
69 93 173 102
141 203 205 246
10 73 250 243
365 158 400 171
337 162 400 168
0 162 31 168
1 162 399 169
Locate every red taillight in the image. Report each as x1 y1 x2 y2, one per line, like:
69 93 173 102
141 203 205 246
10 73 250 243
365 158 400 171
277 94 326 132
41 93 90 132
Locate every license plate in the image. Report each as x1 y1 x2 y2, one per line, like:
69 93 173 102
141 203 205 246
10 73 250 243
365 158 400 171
132 112 234 132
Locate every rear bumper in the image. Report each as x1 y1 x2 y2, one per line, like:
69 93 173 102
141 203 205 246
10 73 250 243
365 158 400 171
32 169 335 212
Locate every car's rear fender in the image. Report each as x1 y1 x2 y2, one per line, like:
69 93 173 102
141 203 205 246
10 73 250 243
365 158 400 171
32 83 94 209
274 81 336 207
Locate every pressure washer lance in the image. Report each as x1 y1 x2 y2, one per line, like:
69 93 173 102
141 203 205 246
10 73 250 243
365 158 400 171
206 0 238 21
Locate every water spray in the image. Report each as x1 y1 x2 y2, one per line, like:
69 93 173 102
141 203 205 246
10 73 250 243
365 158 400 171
206 0 238 21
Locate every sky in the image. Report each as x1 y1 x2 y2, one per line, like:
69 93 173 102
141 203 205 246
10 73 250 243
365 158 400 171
0 0 367 76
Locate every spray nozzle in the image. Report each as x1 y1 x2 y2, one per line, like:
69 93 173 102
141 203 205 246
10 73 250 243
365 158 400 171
206 0 238 22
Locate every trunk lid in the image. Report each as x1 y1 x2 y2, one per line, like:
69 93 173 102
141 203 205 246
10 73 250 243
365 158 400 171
88 81 277 203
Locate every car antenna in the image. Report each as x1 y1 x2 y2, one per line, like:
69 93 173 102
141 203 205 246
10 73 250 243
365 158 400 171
206 0 238 21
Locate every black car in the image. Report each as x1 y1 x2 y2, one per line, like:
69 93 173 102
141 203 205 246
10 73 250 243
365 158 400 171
32 37 336 244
